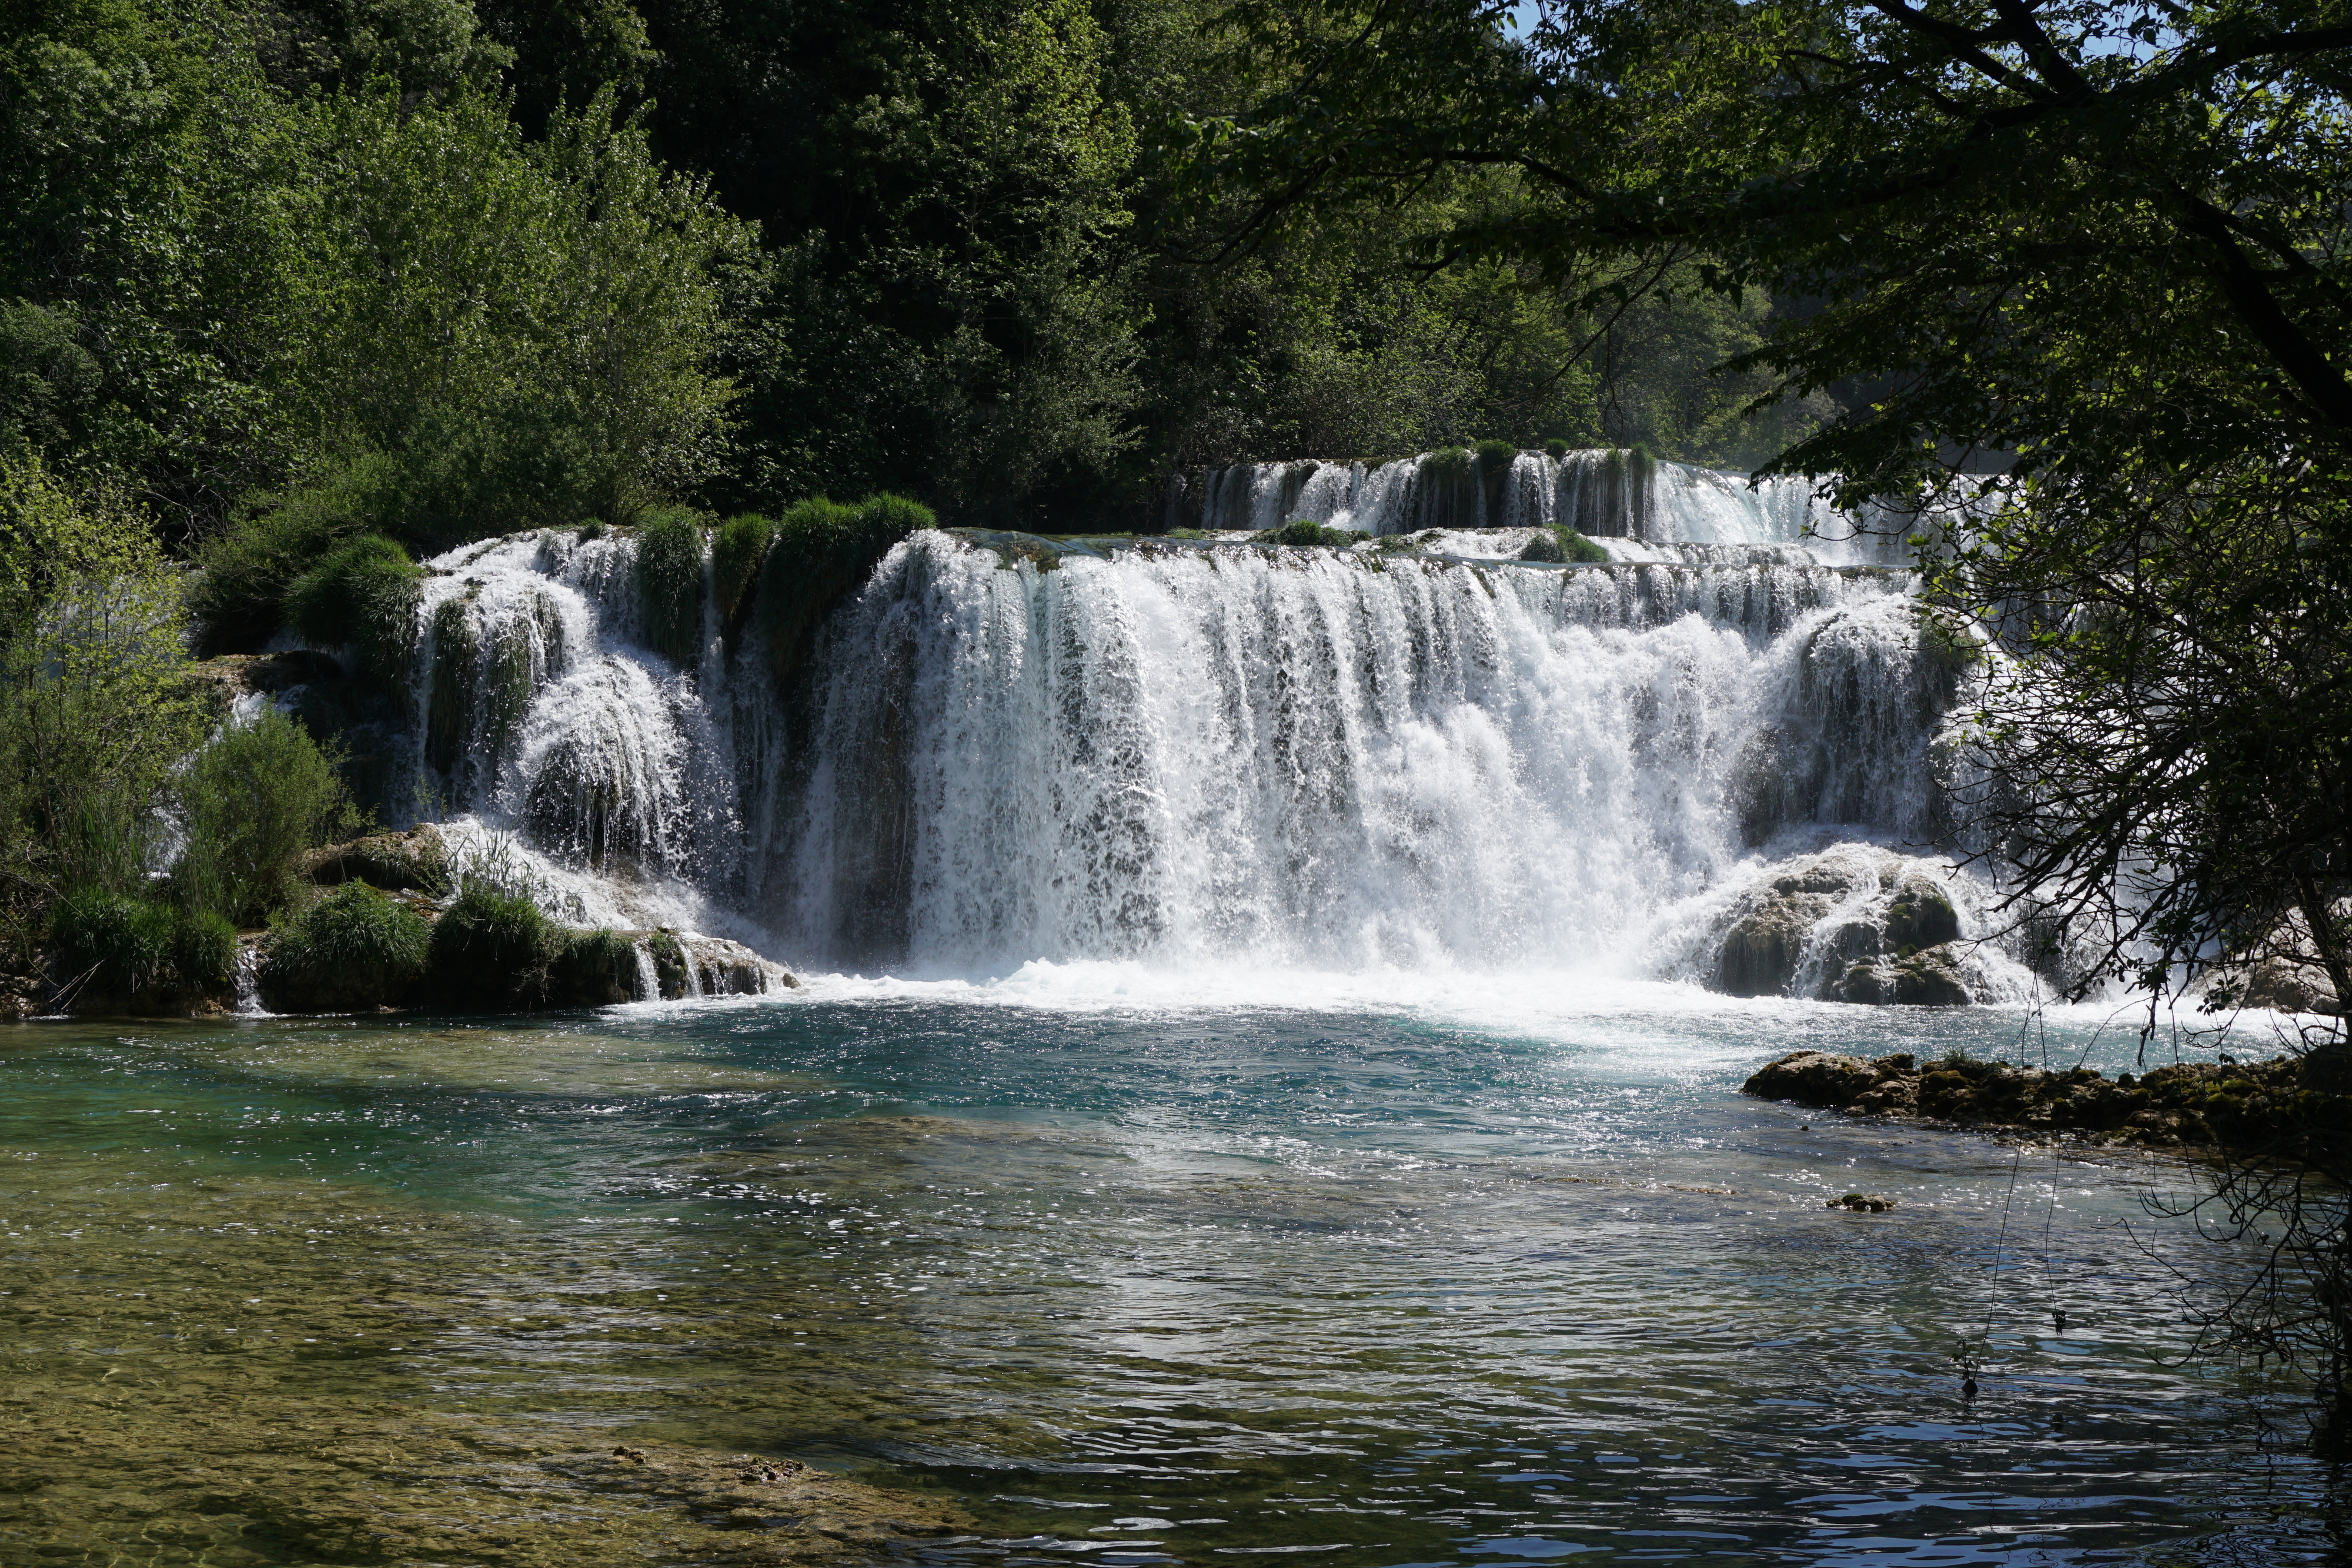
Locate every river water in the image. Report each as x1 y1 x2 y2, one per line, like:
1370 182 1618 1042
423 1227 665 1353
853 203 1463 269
4 973 2336 1566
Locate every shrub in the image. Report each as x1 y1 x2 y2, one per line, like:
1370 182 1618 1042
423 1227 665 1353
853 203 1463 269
1266 519 1352 547
50 889 233 1006
758 493 936 686
259 882 430 1012
1422 446 1474 479
712 513 774 625
285 534 423 686
428 879 562 1007
190 456 403 655
1557 527 1609 563
176 707 356 927
636 508 706 666
1475 439 1518 472
1545 438 1571 459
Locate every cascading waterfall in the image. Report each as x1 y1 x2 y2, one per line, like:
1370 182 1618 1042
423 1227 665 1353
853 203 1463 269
335 446 2017 999
348 465 2023 1001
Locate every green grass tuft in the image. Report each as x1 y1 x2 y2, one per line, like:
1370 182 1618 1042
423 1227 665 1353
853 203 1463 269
1264 519 1354 547
260 882 430 1012
758 493 936 687
636 508 706 666
429 879 562 1008
285 534 423 686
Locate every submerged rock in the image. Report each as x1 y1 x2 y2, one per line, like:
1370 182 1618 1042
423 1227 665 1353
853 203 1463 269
1743 1047 2351 1149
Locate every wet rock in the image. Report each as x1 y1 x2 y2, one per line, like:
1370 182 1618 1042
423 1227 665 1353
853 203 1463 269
1704 851 1979 1006
304 824 452 895
1743 1047 2344 1149
1829 1192 1897 1212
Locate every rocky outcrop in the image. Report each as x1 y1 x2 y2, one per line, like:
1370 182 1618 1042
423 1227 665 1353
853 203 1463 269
633 930 796 1000
1743 1047 2351 1148
303 825 452 895
2190 904 2348 1016
1706 850 1982 1005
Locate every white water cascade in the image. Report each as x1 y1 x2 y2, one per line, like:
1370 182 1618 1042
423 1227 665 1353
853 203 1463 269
336 449 2027 1002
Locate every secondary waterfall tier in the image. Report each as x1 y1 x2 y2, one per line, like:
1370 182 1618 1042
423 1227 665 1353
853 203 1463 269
369 526 1977 985
1161 448 1896 562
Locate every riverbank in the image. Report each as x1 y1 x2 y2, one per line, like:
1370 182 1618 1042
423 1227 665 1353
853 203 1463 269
1743 1045 2351 1149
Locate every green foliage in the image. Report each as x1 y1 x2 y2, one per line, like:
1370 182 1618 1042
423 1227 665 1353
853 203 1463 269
1520 527 1608 565
758 493 936 686
0 459 203 941
428 875 560 1007
711 512 774 626
50 887 232 1005
1265 519 1352 547
635 509 705 666
260 880 431 1012
1474 439 1516 472
285 534 423 685
550 926 642 1005
176 708 356 927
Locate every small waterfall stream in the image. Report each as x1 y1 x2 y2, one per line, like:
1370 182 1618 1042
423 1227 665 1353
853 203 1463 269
346 448 2010 996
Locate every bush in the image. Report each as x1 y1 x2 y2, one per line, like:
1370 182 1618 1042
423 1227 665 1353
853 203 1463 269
176 707 356 927
1475 439 1518 472
285 533 423 686
711 513 774 626
636 508 706 666
51 889 233 1007
189 457 403 655
1265 519 1353 547
428 879 561 1007
1545 438 1571 459
259 882 430 1012
758 493 935 686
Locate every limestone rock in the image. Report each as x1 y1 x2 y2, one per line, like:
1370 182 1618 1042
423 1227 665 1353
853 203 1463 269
1703 850 1979 1006
304 824 451 895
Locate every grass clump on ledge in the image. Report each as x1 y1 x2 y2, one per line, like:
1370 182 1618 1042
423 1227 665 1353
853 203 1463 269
1519 526 1610 564
758 493 936 687
284 533 423 686
711 513 776 629
260 882 430 1012
636 508 707 667
429 877 562 1008
51 890 235 1012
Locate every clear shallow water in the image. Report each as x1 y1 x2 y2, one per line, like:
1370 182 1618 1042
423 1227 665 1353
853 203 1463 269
2 980 2340 1566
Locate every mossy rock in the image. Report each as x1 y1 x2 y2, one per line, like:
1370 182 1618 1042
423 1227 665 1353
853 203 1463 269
260 882 431 1012
649 929 689 999
306 826 451 895
1884 875 1960 948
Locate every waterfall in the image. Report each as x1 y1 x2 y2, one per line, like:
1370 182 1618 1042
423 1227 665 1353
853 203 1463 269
330 463 2004 997
1165 447 1896 559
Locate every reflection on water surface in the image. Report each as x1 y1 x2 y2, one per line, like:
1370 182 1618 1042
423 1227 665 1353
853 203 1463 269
0 983 2337 1565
